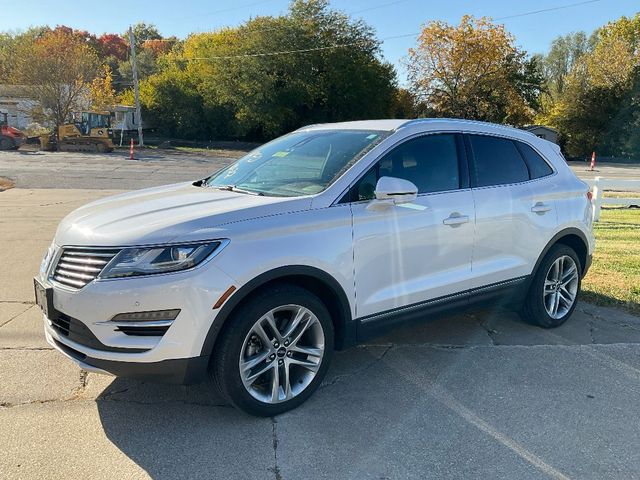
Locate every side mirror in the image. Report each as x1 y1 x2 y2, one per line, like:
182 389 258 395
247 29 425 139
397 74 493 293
374 176 418 205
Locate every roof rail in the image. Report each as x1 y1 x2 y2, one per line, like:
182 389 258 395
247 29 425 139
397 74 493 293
396 117 540 139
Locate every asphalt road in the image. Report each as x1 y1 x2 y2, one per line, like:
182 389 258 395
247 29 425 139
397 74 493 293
0 148 239 190
2 151 640 479
0 149 638 190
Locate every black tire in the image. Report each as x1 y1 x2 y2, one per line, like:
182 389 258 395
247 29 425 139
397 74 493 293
211 283 334 416
0 137 12 150
521 244 582 328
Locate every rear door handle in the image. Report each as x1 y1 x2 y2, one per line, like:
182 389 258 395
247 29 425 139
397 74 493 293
443 213 469 227
531 202 551 214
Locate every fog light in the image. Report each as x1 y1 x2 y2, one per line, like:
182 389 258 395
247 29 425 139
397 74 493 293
111 309 180 322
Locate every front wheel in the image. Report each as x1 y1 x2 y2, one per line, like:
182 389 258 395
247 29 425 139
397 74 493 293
212 284 334 416
521 244 582 328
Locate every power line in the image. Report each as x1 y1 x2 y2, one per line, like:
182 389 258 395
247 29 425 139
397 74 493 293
494 0 604 20
187 40 369 61
195 0 419 38
360 0 608 43
179 0 608 62
350 0 414 15
174 0 281 21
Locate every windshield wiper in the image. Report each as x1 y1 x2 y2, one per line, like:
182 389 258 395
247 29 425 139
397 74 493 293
216 185 264 196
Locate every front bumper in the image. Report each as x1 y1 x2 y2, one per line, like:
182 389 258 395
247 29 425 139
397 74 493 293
38 261 237 383
46 329 209 383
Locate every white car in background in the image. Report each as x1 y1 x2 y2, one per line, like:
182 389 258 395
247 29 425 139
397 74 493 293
35 118 595 416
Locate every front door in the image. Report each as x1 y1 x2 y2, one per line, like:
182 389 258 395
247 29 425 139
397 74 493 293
349 133 475 319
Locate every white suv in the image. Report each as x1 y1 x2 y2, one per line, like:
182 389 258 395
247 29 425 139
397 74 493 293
35 119 595 415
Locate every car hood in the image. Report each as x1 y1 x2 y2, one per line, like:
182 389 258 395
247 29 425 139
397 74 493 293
54 182 312 246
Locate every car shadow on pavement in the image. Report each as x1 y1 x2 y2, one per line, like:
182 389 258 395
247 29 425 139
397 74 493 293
92 308 486 479
93 303 640 479
94 376 278 479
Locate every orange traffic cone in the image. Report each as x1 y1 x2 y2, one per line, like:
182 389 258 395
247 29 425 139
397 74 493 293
129 138 135 160
589 152 596 171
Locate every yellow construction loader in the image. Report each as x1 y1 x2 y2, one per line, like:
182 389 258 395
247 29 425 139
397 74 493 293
44 111 115 152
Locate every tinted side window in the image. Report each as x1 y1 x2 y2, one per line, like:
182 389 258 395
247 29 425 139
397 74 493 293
469 135 529 187
516 142 553 179
353 134 460 201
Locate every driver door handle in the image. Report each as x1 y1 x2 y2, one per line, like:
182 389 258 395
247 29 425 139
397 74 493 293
443 213 469 227
531 202 552 214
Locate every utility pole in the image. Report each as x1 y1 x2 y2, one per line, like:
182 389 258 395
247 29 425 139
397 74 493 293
128 26 144 147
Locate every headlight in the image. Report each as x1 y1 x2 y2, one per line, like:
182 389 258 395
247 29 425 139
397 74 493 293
40 243 55 275
99 241 226 279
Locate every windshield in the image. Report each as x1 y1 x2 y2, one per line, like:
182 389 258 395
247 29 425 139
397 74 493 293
205 129 387 197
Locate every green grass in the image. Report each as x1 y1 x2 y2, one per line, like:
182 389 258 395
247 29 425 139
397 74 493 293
604 191 640 199
582 207 640 314
169 146 246 158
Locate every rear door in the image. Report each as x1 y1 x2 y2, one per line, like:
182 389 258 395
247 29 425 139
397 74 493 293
349 133 475 319
466 134 557 288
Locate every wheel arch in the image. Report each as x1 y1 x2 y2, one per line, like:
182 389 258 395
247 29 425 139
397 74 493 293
532 228 590 278
200 266 355 358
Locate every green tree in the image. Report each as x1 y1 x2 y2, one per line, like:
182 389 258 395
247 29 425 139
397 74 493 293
406 15 542 126
543 13 640 158
0 27 49 82
128 23 162 49
147 0 397 140
118 49 159 82
90 64 117 110
542 32 591 97
390 88 417 118
12 28 99 129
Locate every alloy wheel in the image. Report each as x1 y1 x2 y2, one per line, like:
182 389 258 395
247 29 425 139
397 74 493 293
239 304 325 404
543 255 579 319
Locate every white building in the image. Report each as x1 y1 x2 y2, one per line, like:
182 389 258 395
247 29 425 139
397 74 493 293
112 105 145 132
524 125 559 144
0 85 39 130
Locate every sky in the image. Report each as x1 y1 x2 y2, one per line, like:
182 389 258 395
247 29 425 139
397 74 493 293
2 0 639 82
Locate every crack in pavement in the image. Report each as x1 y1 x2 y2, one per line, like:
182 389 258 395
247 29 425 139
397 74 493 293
472 313 499 345
0 395 233 409
0 347 53 351
70 370 89 399
320 345 393 390
588 318 596 345
578 305 640 332
269 417 283 480
0 304 35 328
0 398 61 409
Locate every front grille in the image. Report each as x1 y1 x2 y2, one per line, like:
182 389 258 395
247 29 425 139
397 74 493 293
52 247 120 289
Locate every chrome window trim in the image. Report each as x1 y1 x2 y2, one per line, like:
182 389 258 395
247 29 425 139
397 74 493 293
464 131 558 189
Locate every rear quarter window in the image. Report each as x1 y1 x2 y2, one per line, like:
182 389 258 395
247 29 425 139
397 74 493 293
516 142 554 179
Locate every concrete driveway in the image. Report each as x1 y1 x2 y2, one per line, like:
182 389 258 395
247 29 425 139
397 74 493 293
2 152 640 479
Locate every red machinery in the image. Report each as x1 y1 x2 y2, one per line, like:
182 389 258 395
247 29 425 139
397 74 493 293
0 112 26 150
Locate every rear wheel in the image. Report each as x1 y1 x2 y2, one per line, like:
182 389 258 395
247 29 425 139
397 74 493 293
521 244 581 328
212 284 334 416
0 137 12 150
